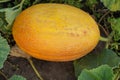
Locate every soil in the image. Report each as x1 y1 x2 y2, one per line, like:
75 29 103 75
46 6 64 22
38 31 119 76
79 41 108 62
1 57 76 80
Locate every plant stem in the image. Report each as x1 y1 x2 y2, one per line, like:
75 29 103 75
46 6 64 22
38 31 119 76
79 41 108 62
27 58 44 80
0 0 10 3
98 10 110 23
114 69 120 80
105 31 115 49
100 36 109 42
99 31 115 49
0 70 8 80
98 23 109 36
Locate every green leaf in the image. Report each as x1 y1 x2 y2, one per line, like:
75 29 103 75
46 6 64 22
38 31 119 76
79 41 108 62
74 49 120 77
0 34 10 69
108 18 120 41
101 0 120 11
78 65 114 80
86 0 98 8
0 12 8 32
9 75 26 80
64 0 83 8
0 0 25 33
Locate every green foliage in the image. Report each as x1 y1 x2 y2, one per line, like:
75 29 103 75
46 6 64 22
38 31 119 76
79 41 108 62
85 0 97 9
0 0 10 3
78 65 114 80
49 0 83 8
74 49 120 77
63 0 82 8
0 12 8 32
0 0 24 34
22 0 39 9
101 0 120 11
9 75 26 80
0 34 10 69
113 65 120 80
108 18 120 41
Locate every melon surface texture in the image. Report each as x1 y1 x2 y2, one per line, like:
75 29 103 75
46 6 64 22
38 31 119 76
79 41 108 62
12 3 100 61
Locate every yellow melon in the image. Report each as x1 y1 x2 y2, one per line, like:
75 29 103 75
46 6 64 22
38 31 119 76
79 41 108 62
12 3 100 61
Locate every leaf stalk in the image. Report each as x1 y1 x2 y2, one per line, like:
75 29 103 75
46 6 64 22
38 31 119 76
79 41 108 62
27 58 44 80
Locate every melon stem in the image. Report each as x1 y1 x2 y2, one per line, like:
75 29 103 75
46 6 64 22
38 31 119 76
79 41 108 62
27 58 44 80
100 36 109 42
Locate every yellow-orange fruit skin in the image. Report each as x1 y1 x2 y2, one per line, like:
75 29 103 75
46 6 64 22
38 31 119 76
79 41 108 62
12 3 100 61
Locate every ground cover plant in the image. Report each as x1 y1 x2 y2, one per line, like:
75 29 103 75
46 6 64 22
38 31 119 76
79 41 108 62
0 0 120 80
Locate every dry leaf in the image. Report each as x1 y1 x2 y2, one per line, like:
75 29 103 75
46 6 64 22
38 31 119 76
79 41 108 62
10 45 31 59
